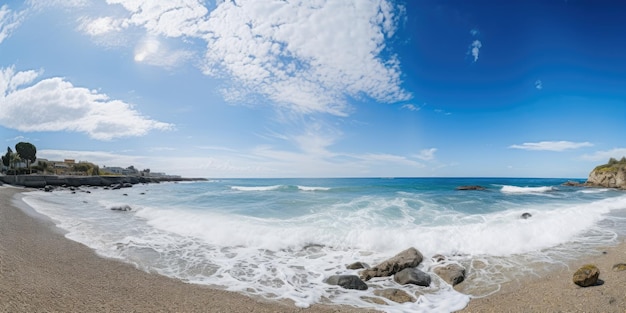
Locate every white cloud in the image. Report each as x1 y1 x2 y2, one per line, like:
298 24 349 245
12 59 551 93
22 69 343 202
469 40 482 62
581 148 626 162
401 104 422 111
79 16 126 36
133 36 194 68
415 148 437 161
82 0 410 116
535 79 543 90
509 141 593 151
0 66 173 140
470 28 479 36
0 4 25 44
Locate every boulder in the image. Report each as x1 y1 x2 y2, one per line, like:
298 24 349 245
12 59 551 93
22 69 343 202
325 275 368 290
373 288 415 304
573 264 600 287
360 247 424 281
521 212 532 219
44 185 55 192
433 263 466 286
394 268 431 287
612 263 626 272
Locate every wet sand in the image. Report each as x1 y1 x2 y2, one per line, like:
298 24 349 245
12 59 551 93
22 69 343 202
2 185 625 312
0 186 371 313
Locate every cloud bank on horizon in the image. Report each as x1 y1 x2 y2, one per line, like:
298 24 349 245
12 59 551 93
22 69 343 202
1 0 625 178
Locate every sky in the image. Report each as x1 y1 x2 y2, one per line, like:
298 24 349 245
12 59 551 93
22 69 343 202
1 0 625 178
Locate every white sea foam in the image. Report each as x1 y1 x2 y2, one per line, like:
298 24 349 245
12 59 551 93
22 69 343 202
500 185 554 194
297 185 331 191
17 181 626 313
230 185 284 191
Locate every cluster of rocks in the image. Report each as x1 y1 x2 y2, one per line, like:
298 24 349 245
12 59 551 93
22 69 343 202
324 247 466 304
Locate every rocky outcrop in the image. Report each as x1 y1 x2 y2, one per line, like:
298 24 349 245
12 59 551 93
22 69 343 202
0 175 207 188
359 247 423 281
573 264 600 287
586 164 626 189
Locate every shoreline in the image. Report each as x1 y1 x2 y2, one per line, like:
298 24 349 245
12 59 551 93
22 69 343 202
2 185 626 312
0 186 372 313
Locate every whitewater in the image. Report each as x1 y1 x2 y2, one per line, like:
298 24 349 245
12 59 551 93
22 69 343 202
19 177 626 312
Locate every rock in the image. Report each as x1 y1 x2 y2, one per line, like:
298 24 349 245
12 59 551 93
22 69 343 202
44 185 55 192
456 185 486 191
611 263 626 272
433 263 466 286
521 212 532 219
360 247 424 281
122 183 133 188
112 184 123 190
110 205 132 212
325 275 368 290
562 181 584 187
347 262 369 270
573 264 600 287
394 268 431 287
373 288 415 304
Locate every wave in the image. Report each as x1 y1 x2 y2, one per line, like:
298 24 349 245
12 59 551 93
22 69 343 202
500 185 555 194
297 186 331 191
230 185 285 191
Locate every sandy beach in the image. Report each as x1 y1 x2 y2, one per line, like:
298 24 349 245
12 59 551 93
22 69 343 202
2 185 626 312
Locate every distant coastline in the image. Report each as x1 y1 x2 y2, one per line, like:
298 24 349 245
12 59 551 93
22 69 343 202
0 174 207 188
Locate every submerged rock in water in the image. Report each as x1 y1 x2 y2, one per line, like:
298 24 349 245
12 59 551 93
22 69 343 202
110 205 132 212
455 185 486 191
346 262 370 270
573 264 600 287
394 268 431 287
360 247 424 281
373 288 415 303
325 275 368 290
433 263 466 286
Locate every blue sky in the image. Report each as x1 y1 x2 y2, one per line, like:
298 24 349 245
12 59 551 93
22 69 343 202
1 0 625 178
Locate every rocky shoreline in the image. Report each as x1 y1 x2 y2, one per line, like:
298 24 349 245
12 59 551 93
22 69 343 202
0 174 207 189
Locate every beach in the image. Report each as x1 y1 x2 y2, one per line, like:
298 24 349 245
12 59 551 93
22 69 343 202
0 186 371 313
2 185 626 313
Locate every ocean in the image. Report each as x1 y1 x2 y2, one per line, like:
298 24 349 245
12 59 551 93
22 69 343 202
19 177 626 312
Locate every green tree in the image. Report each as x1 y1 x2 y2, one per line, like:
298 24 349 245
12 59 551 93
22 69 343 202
15 142 37 174
1 147 10 172
608 157 618 165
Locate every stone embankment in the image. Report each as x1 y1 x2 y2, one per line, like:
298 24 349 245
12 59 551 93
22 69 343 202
0 175 207 188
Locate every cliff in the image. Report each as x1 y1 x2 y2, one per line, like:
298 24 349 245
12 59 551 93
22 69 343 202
586 162 626 189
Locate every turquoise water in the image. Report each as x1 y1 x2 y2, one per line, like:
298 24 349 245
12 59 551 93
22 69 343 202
20 178 626 312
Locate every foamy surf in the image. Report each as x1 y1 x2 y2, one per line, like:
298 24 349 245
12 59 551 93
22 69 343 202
18 178 626 312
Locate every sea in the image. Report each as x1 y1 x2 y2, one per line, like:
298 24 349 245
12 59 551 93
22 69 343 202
17 177 626 312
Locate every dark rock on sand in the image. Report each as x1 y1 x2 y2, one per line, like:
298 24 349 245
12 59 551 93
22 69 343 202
394 268 431 287
573 264 600 287
433 263 466 286
325 275 368 290
611 263 626 272
373 288 415 303
360 247 423 281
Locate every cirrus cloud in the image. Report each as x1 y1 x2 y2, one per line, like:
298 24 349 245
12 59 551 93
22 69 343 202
509 141 593 151
0 66 173 140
